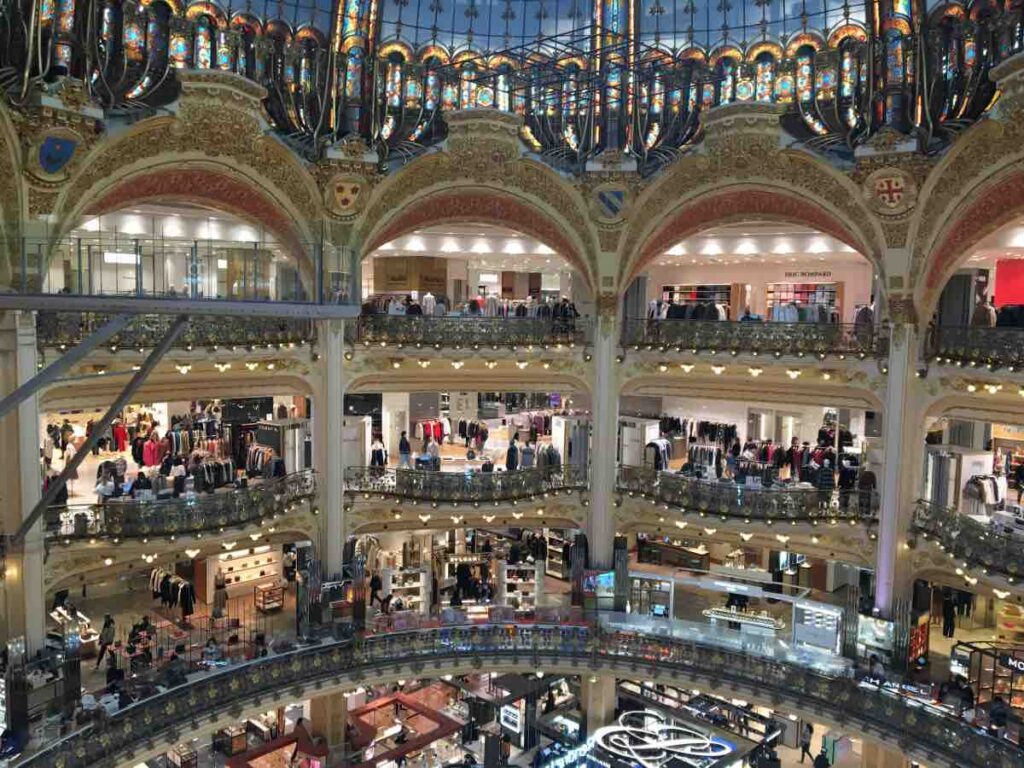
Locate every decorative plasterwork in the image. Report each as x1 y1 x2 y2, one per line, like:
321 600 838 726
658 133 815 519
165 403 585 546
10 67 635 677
42 71 322 261
616 126 888 291
0 104 25 285
352 113 599 292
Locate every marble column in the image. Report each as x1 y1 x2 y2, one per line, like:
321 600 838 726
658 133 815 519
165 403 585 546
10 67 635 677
874 321 922 616
0 311 45 652
320 319 346 576
309 690 348 757
587 307 619 570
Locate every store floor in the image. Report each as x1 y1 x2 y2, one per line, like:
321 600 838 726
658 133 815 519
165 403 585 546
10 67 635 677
72 581 298 694
391 424 554 472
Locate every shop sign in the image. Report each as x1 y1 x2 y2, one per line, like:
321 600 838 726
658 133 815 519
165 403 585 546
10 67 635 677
999 654 1024 674
500 702 523 733
784 271 833 279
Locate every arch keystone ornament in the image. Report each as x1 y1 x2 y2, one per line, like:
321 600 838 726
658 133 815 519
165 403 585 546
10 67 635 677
591 182 631 224
326 174 367 218
863 167 918 217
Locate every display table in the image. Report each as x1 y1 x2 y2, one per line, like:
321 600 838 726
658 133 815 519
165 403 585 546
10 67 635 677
254 582 284 612
215 724 248 756
638 539 710 570
702 606 785 636
709 563 774 583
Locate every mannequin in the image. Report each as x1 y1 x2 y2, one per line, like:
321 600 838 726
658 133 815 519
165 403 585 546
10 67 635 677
421 292 436 316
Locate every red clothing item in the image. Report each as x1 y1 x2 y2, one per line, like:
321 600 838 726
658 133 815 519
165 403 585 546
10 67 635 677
112 424 129 452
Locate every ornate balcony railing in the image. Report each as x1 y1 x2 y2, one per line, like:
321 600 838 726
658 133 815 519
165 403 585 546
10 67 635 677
16 619 1021 768
348 315 591 350
618 468 879 522
13 236 354 307
345 465 588 503
621 319 888 360
46 471 316 542
929 325 1024 370
36 312 316 351
913 500 1024 581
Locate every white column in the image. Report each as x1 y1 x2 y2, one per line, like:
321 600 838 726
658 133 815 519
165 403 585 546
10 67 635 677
321 319 346 576
0 312 44 652
16 313 44 650
875 323 921 616
588 311 619 570
580 674 617 738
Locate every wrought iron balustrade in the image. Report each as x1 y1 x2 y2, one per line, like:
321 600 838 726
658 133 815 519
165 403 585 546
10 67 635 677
14 236 354 306
345 465 588 503
618 468 879 522
621 319 888 359
929 325 1024 370
913 500 1024 581
46 470 316 541
348 315 591 349
16 619 1021 768
36 312 316 351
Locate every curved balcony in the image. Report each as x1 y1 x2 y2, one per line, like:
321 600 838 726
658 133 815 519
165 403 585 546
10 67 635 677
347 315 591 351
36 312 316 352
913 500 1024 582
19 618 1020 768
344 466 588 505
618 468 879 523
929 325 1024 371
621 319 887 360
45 471 316 542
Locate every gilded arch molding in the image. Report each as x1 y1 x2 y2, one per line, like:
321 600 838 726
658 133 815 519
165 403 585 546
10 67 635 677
0 104 24 285
352 115 599 292
617 140 887 292
911 114 1024 319
45 81 324 263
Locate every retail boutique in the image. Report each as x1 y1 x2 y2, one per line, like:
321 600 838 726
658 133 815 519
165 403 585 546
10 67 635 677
618 395 877 492
346 391 590 474
627 223 878 325
933 233 1024 328
52 204 330 301
347 527 582 626
361 224 591 317
40 396 312 531
924 418 1024 528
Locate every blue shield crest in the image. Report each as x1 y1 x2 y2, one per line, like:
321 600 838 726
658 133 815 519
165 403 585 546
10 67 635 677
38 136 78 175
596 188 626 219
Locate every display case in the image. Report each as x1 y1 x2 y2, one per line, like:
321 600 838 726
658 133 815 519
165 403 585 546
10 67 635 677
197 544 282 603
702 606 784 636
167 744 198 768
48 606 99 657
381 567 431 615
498 561 542 612
545 529 570 579
214 724 247 756
637 536 711 571
254 582 285 612
629 575 673 618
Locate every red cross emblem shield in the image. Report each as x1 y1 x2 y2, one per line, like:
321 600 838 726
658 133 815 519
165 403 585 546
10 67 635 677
873 176 905 208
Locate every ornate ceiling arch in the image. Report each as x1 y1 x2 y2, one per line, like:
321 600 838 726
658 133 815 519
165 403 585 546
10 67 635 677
352 111 599 294
911 126 1024 321
616 134 886 293
46 73 324 271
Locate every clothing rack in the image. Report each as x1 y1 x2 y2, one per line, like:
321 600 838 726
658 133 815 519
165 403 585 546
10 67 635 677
150 567 198 622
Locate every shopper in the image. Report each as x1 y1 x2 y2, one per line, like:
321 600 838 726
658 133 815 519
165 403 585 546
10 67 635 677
869 654 886 681
972 297 997 327
506 433 520 471
399 431 411 468
426 436 441 469
95 615 116 669
369 572 383 607
799 722 813 763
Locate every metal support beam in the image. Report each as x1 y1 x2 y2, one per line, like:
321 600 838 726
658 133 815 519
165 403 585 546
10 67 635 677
13 315 189 544
0 314 133 422
0 295 359 319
